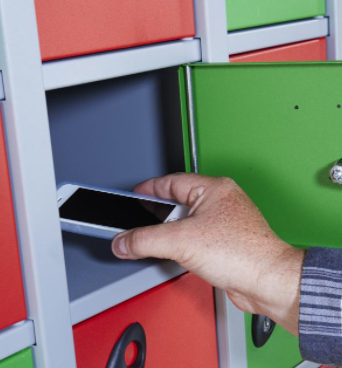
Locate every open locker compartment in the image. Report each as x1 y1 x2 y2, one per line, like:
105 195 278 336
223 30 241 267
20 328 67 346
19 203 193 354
179 61 342 367
46 68 187 325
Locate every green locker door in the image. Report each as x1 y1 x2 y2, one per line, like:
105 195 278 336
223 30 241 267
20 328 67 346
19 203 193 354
0 349 34 368
179 62 342 367
227 0 325 31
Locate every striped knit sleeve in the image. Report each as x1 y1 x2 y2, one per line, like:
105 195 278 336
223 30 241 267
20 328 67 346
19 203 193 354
299 247 342 366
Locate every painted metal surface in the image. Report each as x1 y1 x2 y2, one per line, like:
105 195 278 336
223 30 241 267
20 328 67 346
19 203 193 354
182 62 342 249
194 0 228 62
34 0 195 61
0 107 26 332
231 38 327 62
0 321 35 361
43 39 201 91
295 361 320 368
0 0 76 366
227 18 328 56
179 62 342 366
73 274 218 368
326 0 342 60
215 290 248 368
0 349 34 368
226 0 325 31
41 18 328 91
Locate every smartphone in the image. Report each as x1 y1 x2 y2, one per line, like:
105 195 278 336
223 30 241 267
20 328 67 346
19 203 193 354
57 183 189 239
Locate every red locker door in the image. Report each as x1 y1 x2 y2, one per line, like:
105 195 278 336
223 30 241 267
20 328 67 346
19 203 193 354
0 109 26 331
231 38 326 62
34 0 195 61
73 273 218 368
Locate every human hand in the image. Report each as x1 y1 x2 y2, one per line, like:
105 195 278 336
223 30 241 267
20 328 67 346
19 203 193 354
112 173 305 336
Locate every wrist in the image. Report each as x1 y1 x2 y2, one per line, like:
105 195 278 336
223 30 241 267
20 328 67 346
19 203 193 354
226 240 305 337
252 242 305 336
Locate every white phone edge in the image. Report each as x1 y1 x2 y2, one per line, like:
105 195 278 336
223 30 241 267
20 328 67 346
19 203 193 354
57 183 189 240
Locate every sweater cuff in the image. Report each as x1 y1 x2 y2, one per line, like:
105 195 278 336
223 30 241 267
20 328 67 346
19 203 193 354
299 247 342 366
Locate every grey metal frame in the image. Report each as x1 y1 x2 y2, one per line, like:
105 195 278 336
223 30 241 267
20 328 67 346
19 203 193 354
0 0 340 366
194 0 229 62
43 39 202 91
70 261 185 325
0 13 332 98
227 18 328 56
326 0 342 60
42 18 328 92
295 362 320 368
0 0 76 366
0 321 35 361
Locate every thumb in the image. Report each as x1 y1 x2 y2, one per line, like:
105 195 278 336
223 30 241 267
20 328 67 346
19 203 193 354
111 220 190 262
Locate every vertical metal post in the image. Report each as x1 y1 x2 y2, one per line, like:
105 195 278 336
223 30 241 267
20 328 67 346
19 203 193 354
215 290 248 368
193 0 229 62
187 3 246 366
0 0 77 366
326 0 342 60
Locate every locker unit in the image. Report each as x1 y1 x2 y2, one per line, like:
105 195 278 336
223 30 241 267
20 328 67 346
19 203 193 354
226 0 325 31
0 0 340 367
34 0 195 61
0 111 26 332
73 274 218 368
231 38 327 63
0 349 34 368
179 61 342 367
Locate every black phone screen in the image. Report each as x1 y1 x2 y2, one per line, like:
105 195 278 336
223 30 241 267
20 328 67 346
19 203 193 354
59 188 176 230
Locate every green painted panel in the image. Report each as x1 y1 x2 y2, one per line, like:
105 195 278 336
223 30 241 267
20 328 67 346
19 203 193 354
244 314 301 368
181 62 342 250
179 61 342 366
227 0 325 31
0 349 34 368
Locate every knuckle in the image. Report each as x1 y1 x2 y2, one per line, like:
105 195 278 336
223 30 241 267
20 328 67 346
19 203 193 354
215 177 239 196
217 177 236 187
129 228 149 254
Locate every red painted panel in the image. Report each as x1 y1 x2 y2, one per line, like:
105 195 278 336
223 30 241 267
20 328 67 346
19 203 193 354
34 0 195 61
231 38 327 63
0 109 26 331
73 273 218 368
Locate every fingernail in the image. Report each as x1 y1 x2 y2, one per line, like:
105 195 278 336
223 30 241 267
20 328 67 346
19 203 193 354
112 236 128 256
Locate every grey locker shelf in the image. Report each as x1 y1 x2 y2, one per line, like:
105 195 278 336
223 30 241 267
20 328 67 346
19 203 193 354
41 17 328 92
228 17 328 55
65 232 185 325
47 68 187 325
43 39 202 91
0 320 35 361
295 362 320 368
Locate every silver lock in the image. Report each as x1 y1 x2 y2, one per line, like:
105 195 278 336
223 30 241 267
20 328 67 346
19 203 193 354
330 159 342 184
263 317 272 333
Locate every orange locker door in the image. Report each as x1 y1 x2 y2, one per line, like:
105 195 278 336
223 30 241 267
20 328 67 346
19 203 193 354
34 0 195 61
0 110 26 331
231 38 327 62
73 274 218 368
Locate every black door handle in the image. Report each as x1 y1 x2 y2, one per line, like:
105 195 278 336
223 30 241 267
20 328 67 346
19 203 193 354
252 314 276 348
106 323 146 368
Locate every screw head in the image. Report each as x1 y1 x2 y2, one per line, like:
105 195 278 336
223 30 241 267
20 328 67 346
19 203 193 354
263 318 272 333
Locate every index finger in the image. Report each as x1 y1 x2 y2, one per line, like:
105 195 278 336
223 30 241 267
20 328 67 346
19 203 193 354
134 173 215 205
